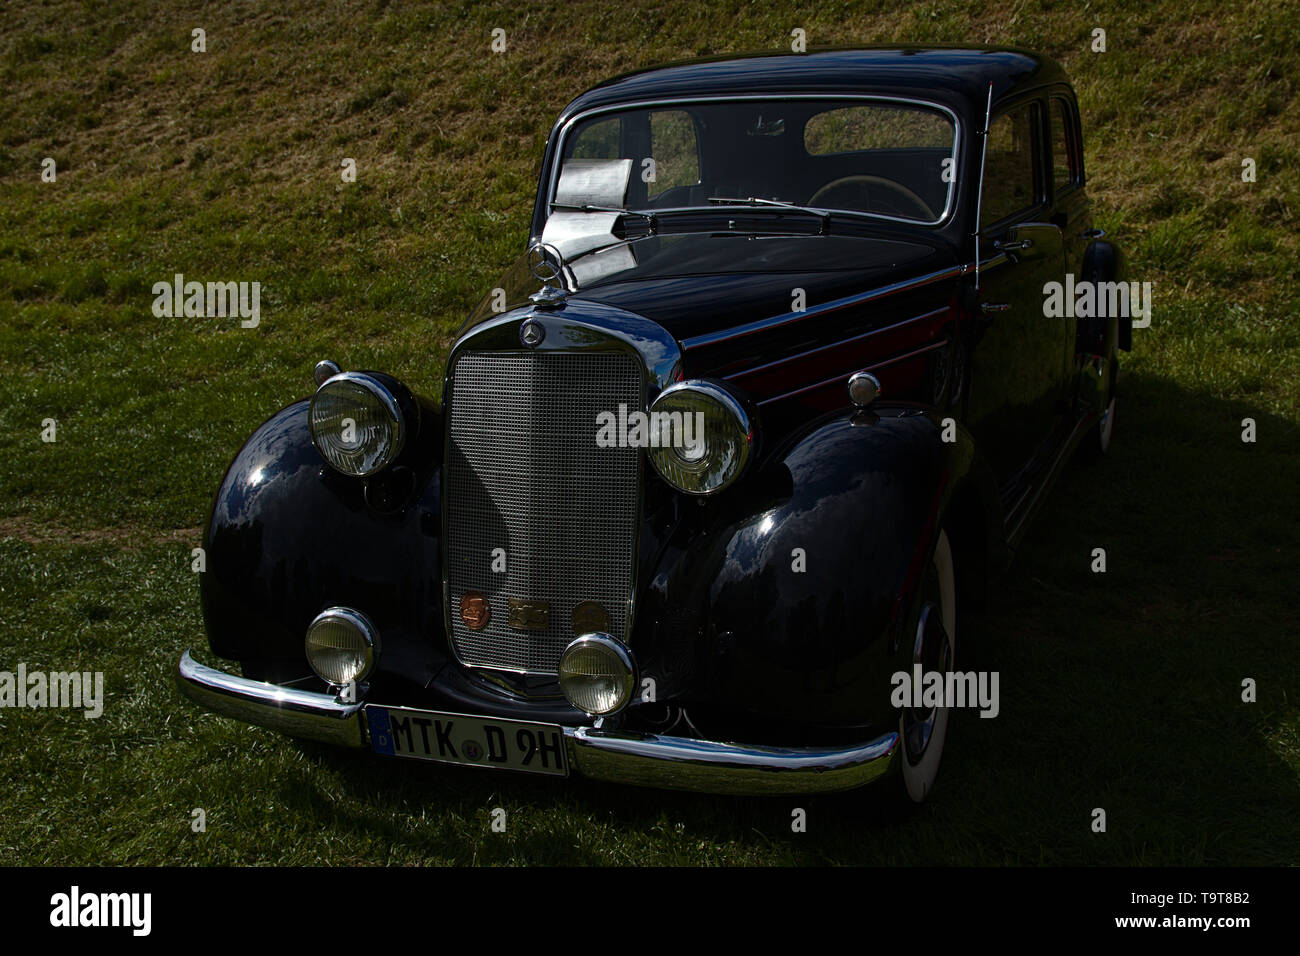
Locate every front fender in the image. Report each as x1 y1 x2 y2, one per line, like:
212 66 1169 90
638 405 999 740
200 400 445 676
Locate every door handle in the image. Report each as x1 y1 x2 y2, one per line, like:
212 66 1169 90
980 302 1011 315
994 238 1033 252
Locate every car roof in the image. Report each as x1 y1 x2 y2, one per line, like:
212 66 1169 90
557 46 1071 124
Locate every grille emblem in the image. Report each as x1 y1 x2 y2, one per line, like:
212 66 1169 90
572 601 609 635
520 319 545 348
460 592 491 631
508 598 550 631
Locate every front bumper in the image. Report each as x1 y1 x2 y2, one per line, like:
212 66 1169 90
177 649 899 795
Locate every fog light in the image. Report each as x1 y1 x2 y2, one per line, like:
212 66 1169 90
305 607 378 685
558 634 635 716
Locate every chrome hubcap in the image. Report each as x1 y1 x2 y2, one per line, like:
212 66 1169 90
903 599 952 763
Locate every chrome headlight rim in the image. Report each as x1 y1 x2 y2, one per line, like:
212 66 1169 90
309 371 407 477
646 379 755 497
558 633 637 717
304 606 380 686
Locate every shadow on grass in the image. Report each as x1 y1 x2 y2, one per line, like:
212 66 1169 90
276 368 1299 864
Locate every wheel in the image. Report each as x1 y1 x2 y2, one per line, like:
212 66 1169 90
1097 389 1116 455
1080 352 1117 463
897 528 956 804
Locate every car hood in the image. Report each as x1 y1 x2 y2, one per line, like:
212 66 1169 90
456 231 961 373
563 232 955 342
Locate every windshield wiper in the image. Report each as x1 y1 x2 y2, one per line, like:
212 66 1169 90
549 202 658 234
706 196 831 233
550 201 640 214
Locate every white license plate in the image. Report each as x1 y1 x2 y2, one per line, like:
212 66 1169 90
367 705 568 777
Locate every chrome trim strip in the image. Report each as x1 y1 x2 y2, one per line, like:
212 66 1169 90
565 726 900 795
756 339 950 407
176 649 367 748
681 265 963 351
550 93 963 227
724 305 948 384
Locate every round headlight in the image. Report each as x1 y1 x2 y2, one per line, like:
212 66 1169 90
558 634 636 716
646 381 754 495
309 372 405 477
305 607 378 685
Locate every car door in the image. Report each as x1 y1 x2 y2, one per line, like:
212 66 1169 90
965 98 1070 496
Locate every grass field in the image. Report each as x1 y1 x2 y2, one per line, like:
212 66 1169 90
0 0 1297 865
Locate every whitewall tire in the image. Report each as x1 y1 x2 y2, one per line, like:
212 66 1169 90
899 528 956 804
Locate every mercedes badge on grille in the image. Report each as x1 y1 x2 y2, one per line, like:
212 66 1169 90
520 318 545 347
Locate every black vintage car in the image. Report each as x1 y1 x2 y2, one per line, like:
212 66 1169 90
178 47 1127 802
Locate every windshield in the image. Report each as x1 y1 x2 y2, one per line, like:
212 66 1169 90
550 97 959 227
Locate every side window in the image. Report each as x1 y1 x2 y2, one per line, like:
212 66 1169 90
980 103 1040 228
647 110 700 199
1049 98 1078 194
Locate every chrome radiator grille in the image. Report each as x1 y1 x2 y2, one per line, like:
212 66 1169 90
444 350 643 674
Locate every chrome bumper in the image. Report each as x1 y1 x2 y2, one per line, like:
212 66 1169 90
177 649 366 748
177 649 899 795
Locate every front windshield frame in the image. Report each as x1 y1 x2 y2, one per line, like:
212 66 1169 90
546 94 964 229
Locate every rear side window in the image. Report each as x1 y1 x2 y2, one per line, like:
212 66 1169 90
981 103 1039 227
1049 97 1079 193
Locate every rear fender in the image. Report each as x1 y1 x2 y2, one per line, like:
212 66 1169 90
1080 239 1128 353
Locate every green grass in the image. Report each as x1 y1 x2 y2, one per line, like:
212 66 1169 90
0 0 1297 865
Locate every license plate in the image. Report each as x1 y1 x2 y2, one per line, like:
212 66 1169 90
366 705 568 777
